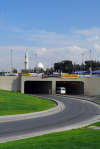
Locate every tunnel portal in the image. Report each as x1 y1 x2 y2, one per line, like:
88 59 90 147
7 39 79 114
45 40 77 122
56 81 84 94
24 81 52 94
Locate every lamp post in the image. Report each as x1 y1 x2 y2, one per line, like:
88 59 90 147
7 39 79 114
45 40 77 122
11 50 12 73
7 64 9 73
51 62 53 75
75 61 77 74
35 54 37 71
47 64 49 75
19 63 21 73
61 61 62 73
82 53 84 74
90 50 91 75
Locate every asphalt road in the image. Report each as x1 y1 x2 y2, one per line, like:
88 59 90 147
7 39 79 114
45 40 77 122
0 94 100 143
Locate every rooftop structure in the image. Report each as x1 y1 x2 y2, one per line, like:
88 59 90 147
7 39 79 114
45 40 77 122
37 62 44 69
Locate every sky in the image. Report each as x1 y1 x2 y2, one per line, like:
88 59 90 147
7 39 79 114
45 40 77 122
0 0 100 72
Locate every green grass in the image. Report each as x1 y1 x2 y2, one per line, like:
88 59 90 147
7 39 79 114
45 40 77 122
0 89 56 116
95 99 100 101
0 121 100 149
85 121 100 128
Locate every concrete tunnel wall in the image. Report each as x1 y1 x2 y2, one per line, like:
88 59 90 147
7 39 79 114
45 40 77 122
0 76 100 95
21 76 100 95
21 77 85 94
0 76 21 92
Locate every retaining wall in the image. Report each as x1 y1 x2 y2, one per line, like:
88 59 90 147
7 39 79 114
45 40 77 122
0 76 21 92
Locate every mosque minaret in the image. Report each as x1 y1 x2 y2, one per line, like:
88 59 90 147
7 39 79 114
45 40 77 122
24 49 29 69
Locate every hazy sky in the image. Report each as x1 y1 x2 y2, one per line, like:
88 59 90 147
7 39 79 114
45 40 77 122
0 0 100 72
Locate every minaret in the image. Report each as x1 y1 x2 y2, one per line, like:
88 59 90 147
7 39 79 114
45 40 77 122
24 49 28 69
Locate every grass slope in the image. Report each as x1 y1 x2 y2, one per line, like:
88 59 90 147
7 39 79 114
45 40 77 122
0 121 100 149
0 90 56 116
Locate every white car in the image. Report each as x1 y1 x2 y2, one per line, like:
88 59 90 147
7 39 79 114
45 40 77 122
56 87 66 94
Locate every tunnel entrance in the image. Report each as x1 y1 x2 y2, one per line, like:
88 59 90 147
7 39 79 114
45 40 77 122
56 81 84 94
24 81 52 94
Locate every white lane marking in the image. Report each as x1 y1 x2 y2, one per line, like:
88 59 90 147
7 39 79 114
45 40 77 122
65 101 72 104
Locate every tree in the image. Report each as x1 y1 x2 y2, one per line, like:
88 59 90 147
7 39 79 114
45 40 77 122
54 60 73 73
73 63 82 72
84 60 100 71
62 60 73 73
54 62 62 72
12 68 17 73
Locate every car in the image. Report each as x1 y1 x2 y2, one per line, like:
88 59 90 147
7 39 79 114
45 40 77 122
56 87 66 94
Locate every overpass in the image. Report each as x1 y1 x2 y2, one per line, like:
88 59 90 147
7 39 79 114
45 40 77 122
0 76 100 95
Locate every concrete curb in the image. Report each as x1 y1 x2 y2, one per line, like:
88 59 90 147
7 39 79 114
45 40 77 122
0 94 99 123
0 110 100 143
0 95 100 143
55 94 100 105
0 96 65 123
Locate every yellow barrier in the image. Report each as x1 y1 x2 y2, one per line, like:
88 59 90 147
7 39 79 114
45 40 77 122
22 73 31 77
61 74 78 79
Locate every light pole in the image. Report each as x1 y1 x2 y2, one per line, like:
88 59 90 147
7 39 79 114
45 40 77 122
47 64 49 75
82 53 84 74
51 62 53 74
35 54 37 71
90 50 91 75
61 61 62 73
19 63 21 73
7 64 9 73
11 50 12 73
75 61 77 74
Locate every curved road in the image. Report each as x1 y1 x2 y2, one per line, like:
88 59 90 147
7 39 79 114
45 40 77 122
0 94 100 143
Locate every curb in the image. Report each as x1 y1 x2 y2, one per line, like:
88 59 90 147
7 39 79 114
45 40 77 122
0 96 65 123
55 94 100 105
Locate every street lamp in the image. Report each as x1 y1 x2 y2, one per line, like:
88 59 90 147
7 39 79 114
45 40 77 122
75 61 77 74
90 50 92 75
82 53 84 74
51 62 53 74
19 63 21 73
47 64 49 75
11 50 12 73
35 54 37 71
61 61 62 73
7 64 9 73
